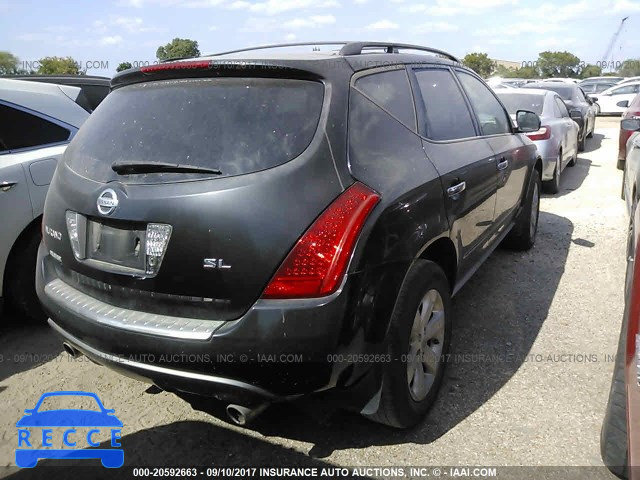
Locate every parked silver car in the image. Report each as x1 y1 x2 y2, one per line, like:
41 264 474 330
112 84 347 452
497 88 579 193
0 79 89 320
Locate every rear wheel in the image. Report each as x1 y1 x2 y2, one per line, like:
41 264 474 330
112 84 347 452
366 260 451 428
578 130 586 152
587 117 595 138
543 152 561 194
503 168 540 251
4 224 46 322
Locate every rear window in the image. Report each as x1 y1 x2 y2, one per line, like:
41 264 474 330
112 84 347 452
496 93 544 115
528 84 573 101
65 77 324 183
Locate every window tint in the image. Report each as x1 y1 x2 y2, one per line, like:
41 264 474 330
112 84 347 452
495 92 544 115
65 78 324 183
457 71 511 136
354 69 416 129
413 69 476 141
0 104 71 152
555 97 569 117
613 85 638 95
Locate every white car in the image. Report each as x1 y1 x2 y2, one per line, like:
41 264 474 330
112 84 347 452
593 81 640 115
618 76 640 85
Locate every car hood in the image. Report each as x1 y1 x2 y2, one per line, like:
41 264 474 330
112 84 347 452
16 410 123 427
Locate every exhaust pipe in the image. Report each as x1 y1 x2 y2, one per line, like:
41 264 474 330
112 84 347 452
62 342 82 358
226 403 268 426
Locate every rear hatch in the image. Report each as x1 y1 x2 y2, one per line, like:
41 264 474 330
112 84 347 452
43 72 344 321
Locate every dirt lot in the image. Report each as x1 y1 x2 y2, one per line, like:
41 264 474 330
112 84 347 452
0 117 628 479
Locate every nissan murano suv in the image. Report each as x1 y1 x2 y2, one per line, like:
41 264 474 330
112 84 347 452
37 42 543 428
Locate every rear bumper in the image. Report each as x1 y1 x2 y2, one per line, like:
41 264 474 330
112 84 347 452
37 244 383 408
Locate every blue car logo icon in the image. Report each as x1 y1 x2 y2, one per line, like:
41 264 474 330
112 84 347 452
16 391 123 468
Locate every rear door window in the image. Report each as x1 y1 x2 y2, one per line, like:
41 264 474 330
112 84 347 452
413 68 477 141
456 71 511 136
555 97 569 117
353 69 416 129
0 103 71 152
64 77 324 183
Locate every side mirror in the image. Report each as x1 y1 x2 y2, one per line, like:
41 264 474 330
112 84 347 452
516 110 541 133
617 100 630 108
590 96 599 103
621 118 640 132
569 109 583 119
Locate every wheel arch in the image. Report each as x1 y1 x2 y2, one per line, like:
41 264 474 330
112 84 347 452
2 215 42 297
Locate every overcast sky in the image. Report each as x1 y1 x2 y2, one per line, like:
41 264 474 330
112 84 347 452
2 0 639 76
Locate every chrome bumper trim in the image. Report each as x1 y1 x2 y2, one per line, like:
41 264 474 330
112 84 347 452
44 278 223 340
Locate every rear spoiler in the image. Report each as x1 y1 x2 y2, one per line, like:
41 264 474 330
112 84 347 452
111 59 325 89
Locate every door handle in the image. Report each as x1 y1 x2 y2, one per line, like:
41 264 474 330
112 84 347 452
0 181 17 192
497 157 509 171
447 181 466 197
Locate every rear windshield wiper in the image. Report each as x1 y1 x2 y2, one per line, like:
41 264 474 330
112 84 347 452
112 161 222 175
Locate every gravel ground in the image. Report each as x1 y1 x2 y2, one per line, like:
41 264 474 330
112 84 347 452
0 117 628 479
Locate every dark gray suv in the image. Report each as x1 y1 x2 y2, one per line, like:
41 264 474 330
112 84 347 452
37 42 542 428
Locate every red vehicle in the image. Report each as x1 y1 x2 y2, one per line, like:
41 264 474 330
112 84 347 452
618 93 640 170
602 117 640 479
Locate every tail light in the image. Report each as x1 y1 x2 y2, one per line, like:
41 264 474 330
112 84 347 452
140 60 212 73
261 182 380 299
525 126 551 141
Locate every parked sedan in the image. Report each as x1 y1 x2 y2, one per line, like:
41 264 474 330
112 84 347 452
602 117 640 480
595 82 640 115
579 82 618 114
619 94 640 170
523 82 597 151
497 88 579 193
0 79 89 320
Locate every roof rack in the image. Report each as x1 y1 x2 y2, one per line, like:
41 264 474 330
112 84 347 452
338 42 459 63
208 41 459 63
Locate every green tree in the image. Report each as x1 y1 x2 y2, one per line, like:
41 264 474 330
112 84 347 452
580 64 602 78
514 65 539 79
462 52 495 78
156 38 200 61
37 56 80 74
619 59 640 77
536 51 582 78
0 51 19 74
116 61 133 72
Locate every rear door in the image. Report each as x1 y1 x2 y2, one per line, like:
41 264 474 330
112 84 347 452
0 102 73 291
411 67 498 275
454 70 527 226
554 95 578 165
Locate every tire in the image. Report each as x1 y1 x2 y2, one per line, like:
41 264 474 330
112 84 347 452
587 117 595 138
600 297 629 479
503 168 540 251
618 159 626 171
366 259 452 428
578 130 586 152
4 224 46 322
543 152 561 194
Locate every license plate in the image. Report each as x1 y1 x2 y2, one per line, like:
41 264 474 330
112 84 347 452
86 220 147 271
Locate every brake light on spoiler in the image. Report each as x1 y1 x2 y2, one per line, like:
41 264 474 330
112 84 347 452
140 60 212 73
262 182 380 299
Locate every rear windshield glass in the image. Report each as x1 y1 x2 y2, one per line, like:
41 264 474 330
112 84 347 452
496 93 544 115
64 77 324 183
530 84 573 101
